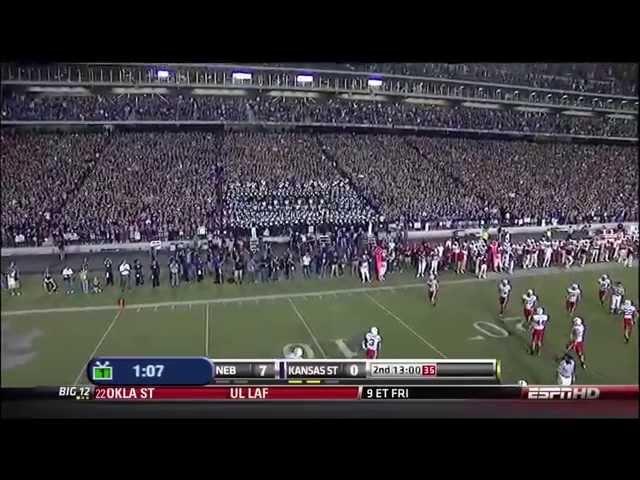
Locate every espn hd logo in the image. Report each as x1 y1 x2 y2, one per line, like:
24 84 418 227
527 387 600 400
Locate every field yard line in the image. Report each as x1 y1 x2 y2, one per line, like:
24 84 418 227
288 298 327 358
2 262 631 317
72 309 123 386
365 293 448 359
205 304 210 357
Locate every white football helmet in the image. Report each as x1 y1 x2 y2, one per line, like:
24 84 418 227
370 326 379 336
502 279 509 286
428 274 435 281
571 283 578 290
293 347 303 358
526 289 534 296
536 307 544 315
602 274 608 280
573 317 583 326
624 300 632 308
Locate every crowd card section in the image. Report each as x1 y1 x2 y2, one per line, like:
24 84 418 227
88 357 213 385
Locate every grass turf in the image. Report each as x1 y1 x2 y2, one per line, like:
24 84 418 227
1 263 638 387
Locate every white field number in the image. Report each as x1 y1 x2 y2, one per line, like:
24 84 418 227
472 317 528 340
473 321 509 338
283 339 360 359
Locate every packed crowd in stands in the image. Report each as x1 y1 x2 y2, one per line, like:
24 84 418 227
248 96 638 137
220 133 375 230
1 132 223 247
323 134 639 228
1 133 114 247
1 130 637 249
1 93 249 122
4 93 637 138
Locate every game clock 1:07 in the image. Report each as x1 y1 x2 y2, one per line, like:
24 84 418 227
132 364 165 378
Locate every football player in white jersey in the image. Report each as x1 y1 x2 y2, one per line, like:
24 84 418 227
566 317 586 369
498 279 511 317
530 307 549 355
597 274 611 307
565 283 581 315
610 281 625 314
542 240 553 268
621 300 637 344
589 240 600 264
360 254 371 284
557 354 576 386
426 274 439 306
6 262 21 296
286 347 304 359
522 289 538 323
362 327 382 359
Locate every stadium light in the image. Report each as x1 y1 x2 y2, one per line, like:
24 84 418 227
232 72 252 81
368 78 383 87
296 74 313 84
157 70 169 79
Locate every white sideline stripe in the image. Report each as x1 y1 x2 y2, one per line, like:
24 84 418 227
288 298 327 358
366 293 448 359
1 262 630 317
205 304 210 357
72 309 122 386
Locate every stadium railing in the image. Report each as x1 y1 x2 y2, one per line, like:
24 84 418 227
2 222 637 258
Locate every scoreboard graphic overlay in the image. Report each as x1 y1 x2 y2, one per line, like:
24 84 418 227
2 357 638 417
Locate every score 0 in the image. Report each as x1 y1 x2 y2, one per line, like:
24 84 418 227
343 362 366 378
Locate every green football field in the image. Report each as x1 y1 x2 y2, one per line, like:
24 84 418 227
1 262 638 387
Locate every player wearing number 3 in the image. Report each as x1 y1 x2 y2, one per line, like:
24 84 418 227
362 327 382 359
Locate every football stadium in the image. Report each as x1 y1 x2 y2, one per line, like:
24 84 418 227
1 63 638 416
